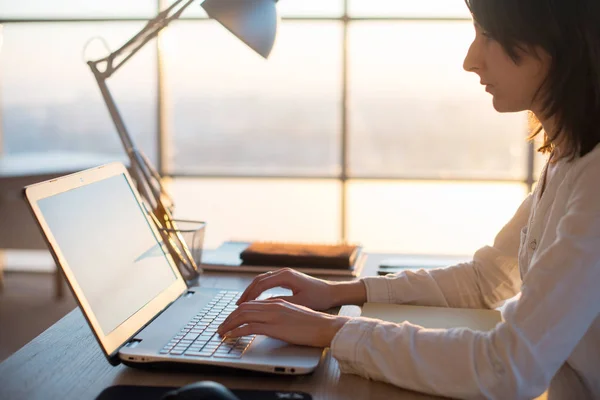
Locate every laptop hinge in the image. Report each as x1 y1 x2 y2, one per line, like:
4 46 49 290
117 294 181 352
125 339 142 348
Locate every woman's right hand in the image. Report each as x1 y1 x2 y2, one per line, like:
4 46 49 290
236 268 364 311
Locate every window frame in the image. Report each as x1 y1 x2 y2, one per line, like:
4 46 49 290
0 0 537 242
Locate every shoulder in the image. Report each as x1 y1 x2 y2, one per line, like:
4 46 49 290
563 144 600 206
566 144 600 184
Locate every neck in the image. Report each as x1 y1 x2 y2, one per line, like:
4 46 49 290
534 112 555 137
533 111 562 157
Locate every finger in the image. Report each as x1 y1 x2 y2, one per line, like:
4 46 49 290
223 299 284 322
225 323 267 338
237 270 284 304
238 269 296 303
218 310 274 335
266 295 295 304
226 299 279 322
220 301 279 330
237 269 296 304
256 297 316 313
223 299 304 331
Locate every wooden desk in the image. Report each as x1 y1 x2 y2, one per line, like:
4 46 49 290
0 254 443 400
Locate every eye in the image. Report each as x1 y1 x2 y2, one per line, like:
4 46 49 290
481 30 494 40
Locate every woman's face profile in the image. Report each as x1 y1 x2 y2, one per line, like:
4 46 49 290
463 21 551 115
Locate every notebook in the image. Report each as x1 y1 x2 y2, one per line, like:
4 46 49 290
201 241 366 277
361 303 503 331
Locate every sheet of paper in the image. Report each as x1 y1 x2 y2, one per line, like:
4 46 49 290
361 303 502 331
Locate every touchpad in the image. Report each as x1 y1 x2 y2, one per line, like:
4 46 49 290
257 288 292 300
254 288 340 315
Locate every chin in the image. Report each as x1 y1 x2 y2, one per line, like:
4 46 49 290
491 97 525 113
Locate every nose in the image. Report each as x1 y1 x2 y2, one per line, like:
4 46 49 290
463 39 483 74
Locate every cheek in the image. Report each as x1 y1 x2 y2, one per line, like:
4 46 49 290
501 57 547 109
492 68 538 111
482 43 546 112
490 82 531 112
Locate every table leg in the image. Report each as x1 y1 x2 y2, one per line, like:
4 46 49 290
0 249 4 292
55 263 64 300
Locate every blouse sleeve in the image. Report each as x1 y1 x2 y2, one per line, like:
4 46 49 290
362 194 532 309
331 158 600 399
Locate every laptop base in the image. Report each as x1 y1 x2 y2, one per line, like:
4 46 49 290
120 359 317 376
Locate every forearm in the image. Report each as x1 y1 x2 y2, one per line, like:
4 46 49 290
327 267 481 309
329 280 367 307
360 266 477 308
331 318 546 399
361 247 521 309
359 194 530 308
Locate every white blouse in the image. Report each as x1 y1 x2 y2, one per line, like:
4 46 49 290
331 145 600 399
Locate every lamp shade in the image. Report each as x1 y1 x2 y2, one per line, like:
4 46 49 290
200 0 279 59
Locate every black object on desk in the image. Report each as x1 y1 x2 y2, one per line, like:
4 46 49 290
377 255 471 275
96 385 312 400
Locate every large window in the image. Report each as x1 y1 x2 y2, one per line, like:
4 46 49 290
0 1 538 255
164 21 343 176
0 22 157 163
348 21 528 180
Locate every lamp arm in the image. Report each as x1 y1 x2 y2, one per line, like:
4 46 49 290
85 0 201 280
87 57 168 216
84 0 281 281
88 0 195 80
85 0 197 210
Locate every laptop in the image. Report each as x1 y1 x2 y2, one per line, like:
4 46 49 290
23 162 323 375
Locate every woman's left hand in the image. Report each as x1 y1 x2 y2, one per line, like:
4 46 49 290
217 298 351 348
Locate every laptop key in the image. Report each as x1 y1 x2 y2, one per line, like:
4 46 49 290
217 348 233 354
214 353 242 359
184 352 211 357
162 291 244 355
183 333 199 341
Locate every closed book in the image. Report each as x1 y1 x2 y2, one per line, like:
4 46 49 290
240 241 360 270
200 241 365 277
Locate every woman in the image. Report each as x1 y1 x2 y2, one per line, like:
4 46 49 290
218 0 600 398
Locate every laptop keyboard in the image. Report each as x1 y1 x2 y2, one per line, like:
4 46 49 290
160 290 256 359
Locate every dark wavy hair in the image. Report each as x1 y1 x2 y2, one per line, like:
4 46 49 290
465 0 600 160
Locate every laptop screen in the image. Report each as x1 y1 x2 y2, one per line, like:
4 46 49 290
37 173 177 336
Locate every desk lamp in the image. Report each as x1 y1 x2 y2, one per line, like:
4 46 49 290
87 0 280 281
